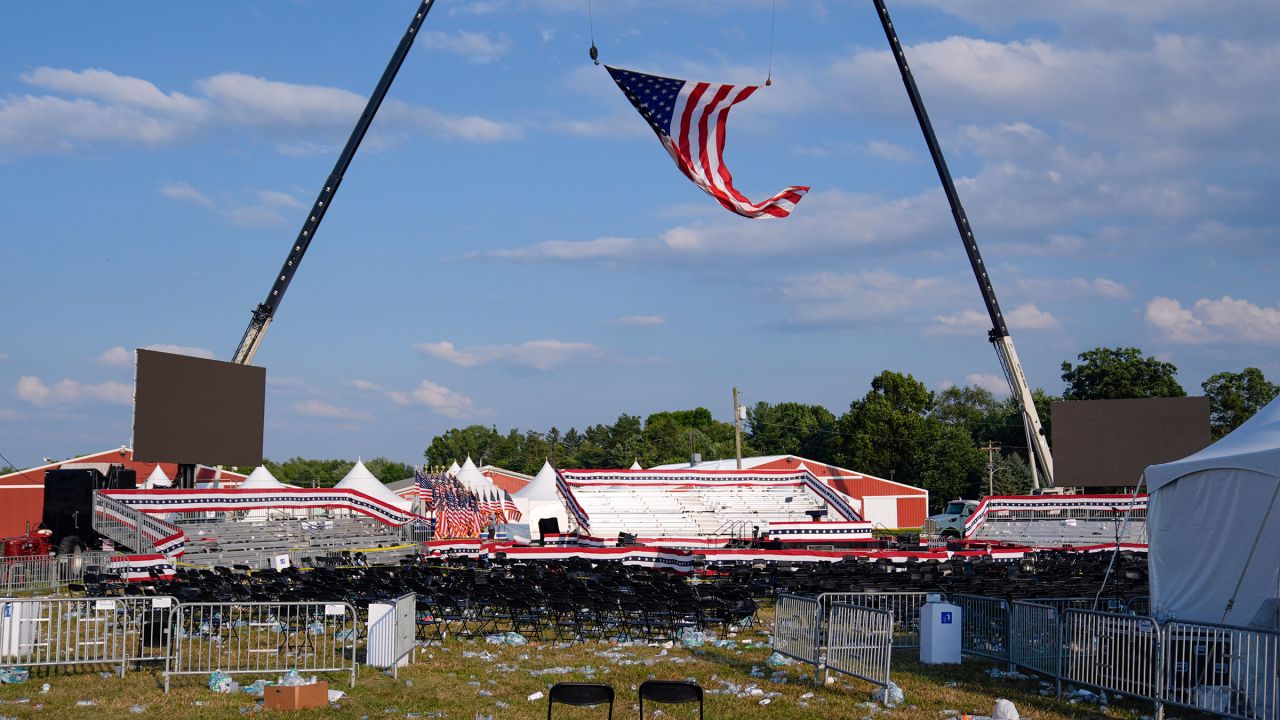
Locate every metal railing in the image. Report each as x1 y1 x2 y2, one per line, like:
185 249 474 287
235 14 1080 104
367 593 415 678
1062 609 1162 703
955 594 1009 662
163 601 359 692
1009 601 1061 682
824 603 893 687
818 591 934 648
0 596 176 675
2 552 115 595
772 594 821 666
1162 619 1279 720
93 492 184 556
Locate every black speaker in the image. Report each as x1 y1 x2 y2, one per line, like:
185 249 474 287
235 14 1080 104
617 531 637 547
538 517 561 537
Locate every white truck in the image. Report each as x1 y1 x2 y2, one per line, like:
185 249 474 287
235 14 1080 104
922 499 980 542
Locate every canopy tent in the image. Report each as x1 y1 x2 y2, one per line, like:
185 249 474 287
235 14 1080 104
629 460 643 470
1145 397 1280 625
142 466 172 489
446 461 461 477
335 460 412 511
513 460 570 539
456 456 492 493
237 465 286 490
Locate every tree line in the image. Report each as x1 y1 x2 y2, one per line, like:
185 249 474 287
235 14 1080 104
422 347 1277 512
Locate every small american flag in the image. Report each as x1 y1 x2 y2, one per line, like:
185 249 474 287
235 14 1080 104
502 490 521 522
606 65 808 219
415 469 433 505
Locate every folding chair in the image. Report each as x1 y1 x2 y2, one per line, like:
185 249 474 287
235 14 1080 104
639 680 703 720
547 682 613 719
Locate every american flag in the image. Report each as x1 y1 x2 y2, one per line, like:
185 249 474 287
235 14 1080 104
414 469 434 506
606 65 808 219
501 490 521 522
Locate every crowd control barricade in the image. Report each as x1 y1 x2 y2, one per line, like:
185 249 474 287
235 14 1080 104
1162 619 1279 720
824 603 893 687
1062 609 1162 706
818 592 935 648
1033 596 1126 614
2 552 114 595
0 595 176 675
772 594 822 669
367 593 416 678
164 601 358 692
1009 601 1061 686
955 594 1009 662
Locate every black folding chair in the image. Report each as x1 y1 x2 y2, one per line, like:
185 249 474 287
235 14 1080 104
548 682 613 719
639 680 703 720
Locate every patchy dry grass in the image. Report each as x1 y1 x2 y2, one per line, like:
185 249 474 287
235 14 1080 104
0 622 1161 720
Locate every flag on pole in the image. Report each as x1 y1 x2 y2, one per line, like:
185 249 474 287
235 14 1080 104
415 469 433 505
605 65 808 219
502 490 521 522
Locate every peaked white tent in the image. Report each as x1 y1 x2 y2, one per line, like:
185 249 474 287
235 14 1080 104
629 460 643 470
1146 397 1280 626
142 466 172 489
456 456 490 493
447 461 461 477
238 465 286 490
336 460 412 511
513 460 570 539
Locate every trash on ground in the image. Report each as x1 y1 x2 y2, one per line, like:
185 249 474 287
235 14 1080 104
327 689 346 703
0 669 28 685
209 670 235 694
992 698 1020 720
987 668 1029 680
129 705 146 714
485 632 528 646
528 691 545 701
765 651 795 667
872 681 905 708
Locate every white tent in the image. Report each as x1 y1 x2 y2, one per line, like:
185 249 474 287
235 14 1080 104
142 466 171 489
1145 397 1280 626
446 461 461 477
513 460 570 539
629 460 643 470
238 465 286 490
336 460 412 511
456 456 490 493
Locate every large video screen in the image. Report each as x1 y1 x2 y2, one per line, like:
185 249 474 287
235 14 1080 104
133 349 265 466
1051 397 1210 488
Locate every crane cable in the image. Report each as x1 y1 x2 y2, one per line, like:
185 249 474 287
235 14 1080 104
765 0 777 86
587 0 599 64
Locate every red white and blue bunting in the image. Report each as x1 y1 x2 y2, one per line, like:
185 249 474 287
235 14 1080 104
101 488 422 527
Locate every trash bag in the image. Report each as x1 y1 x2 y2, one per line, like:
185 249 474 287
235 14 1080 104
992 698 1020 720
765 651 795 667
279 669 305 687
208 670 234 694
872 681 905 708
677 628 706 647
0 667 29 684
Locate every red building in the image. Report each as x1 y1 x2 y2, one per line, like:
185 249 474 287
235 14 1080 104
0 447 247 536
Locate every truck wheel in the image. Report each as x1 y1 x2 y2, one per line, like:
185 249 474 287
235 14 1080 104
940 529 961 540
58 535 86 576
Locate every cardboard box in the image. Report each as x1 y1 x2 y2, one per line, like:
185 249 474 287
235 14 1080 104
264 680 329 710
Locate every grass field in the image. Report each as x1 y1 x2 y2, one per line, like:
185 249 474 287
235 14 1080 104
0 612 1163 720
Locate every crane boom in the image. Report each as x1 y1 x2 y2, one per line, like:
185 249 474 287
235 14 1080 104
872 0 1054 487
232 0 436 365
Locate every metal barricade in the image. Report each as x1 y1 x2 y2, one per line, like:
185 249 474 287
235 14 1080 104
1031 596 1126 614
772 594 822 667
2 552 114 595
1162 619 1280 720
955 594 1009 661
818 592 934 648
164 601 358 692
367 593 416 678
0 596 176 675
1010 601 1060 682
1062 609 1162 703
824 603 893 687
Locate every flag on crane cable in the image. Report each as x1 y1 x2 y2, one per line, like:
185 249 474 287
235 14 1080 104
605 65 808 219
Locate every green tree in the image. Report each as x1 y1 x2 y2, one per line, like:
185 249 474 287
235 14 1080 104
746 401 837 461
1061 347 1185 400
364 457 413 484
424 425 503 467
1202 368 1279 438
933 385 1002 443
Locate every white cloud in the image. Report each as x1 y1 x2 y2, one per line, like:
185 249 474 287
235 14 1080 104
1147 296 1280 345
408 380 477 419
609 315 665 327
1 66 519 158
414 339 605 370
865 140 915 163
15 376 132 407
966 373 1011 397
291 400 371 421
95 346 131 367
1014 276 1130 300
142 343 216 359
347 379 383 392
423 30 513 63
771 271 967 330
159 181 212 207
254 190 302 208
1005 303 1060 331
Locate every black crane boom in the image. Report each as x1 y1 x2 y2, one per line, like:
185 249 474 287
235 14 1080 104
232 0 436 365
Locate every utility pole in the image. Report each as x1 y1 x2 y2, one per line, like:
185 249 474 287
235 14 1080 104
732 387 744 470
983 442 1000 496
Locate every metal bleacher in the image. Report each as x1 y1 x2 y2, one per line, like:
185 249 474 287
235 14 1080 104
175 512 413 568
570 482 828 541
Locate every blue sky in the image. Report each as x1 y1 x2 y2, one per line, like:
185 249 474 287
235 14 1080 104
2 1 1278 469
